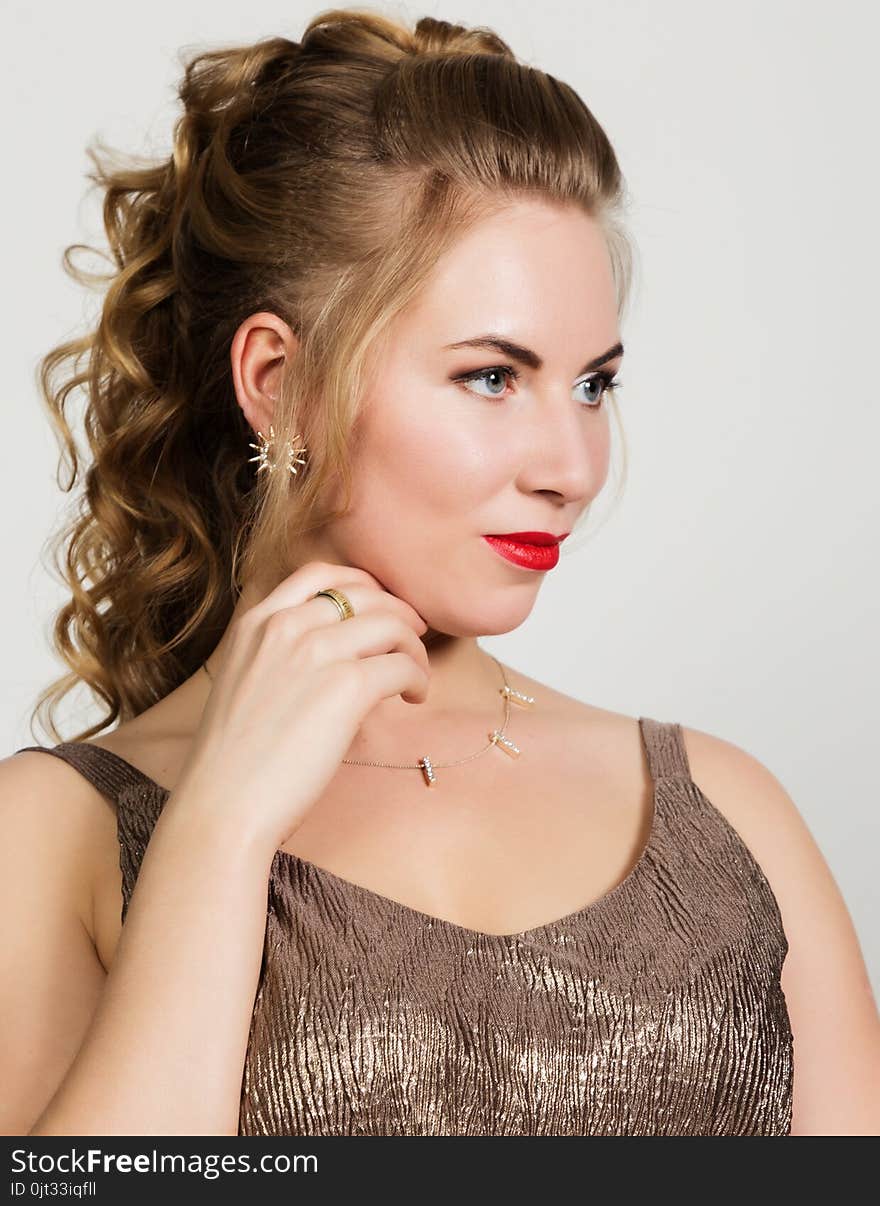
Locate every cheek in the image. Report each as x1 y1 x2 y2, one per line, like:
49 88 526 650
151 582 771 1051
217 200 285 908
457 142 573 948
333 409 495 610
358 404 495 512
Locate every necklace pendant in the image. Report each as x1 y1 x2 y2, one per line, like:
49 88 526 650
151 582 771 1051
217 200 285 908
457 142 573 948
490 730 521 759
418 756 437 787
500 685 536 709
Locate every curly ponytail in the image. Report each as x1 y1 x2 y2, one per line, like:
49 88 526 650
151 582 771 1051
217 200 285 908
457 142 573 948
30 5 633 743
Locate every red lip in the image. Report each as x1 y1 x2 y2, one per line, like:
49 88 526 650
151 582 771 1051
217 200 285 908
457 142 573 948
484 531 569 545
483 535 563 571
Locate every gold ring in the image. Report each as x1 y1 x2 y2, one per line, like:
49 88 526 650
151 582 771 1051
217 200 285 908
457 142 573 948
313 587 355 621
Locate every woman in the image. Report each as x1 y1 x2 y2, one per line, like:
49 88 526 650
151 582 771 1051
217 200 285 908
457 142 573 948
2 8 878 1137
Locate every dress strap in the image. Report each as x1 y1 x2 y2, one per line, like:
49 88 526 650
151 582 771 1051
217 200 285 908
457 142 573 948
13 742 151 805
637 718 692 784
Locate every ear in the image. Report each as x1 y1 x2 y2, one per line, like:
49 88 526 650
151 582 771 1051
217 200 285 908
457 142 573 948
229 311 299 437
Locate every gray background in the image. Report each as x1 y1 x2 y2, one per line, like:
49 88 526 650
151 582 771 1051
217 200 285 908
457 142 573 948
2 0 877 995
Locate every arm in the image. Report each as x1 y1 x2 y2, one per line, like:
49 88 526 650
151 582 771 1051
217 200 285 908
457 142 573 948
0 751 274 1136
682 725 880 1136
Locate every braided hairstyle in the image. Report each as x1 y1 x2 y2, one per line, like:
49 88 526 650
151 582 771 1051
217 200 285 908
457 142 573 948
32 6 633 742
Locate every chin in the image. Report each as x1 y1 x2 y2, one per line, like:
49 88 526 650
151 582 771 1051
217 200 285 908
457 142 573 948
422 614 527 643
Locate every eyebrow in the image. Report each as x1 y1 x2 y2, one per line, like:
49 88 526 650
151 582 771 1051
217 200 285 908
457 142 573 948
443 335 624 377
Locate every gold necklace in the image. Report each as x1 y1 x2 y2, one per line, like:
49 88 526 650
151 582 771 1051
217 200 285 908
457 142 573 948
200 652 535 787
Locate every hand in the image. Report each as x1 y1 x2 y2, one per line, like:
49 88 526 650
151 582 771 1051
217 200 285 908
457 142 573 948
169 561 431 857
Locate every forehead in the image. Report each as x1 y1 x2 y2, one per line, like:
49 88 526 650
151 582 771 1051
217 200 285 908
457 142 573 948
395 199 619 352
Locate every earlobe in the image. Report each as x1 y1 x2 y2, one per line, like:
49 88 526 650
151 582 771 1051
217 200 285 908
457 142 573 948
236 391 275 444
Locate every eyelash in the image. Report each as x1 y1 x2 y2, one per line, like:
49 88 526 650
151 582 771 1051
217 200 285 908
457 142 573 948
452 365 623 408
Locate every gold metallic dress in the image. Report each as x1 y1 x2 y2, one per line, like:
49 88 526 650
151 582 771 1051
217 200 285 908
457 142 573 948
17 717 794 1135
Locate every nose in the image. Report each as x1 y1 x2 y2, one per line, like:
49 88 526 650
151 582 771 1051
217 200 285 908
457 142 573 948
515 393 609 506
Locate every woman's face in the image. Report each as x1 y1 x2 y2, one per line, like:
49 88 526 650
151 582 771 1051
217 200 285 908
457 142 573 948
308 198 622 638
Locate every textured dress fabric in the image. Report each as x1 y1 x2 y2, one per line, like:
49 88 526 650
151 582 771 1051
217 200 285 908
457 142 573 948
16 717 794 1136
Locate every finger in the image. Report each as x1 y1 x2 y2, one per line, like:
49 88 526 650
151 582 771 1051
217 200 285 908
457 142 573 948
356 650 430 706
303 611 429 678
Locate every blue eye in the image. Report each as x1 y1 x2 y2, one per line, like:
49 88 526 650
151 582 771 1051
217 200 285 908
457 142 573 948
575 369 622 408
454 366 516 398
453 365 622 408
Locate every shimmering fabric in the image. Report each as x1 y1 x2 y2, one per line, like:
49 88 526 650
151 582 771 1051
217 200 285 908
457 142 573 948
17 717 794 1135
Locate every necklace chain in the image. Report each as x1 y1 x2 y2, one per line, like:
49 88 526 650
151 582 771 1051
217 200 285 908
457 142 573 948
200 652 519 771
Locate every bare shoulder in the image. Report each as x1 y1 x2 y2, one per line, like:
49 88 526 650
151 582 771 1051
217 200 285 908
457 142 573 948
680 722 880 1135
679 721 863 947
679 724 817 877
0 744 125 1132
0 743 118 941
679 723 850 920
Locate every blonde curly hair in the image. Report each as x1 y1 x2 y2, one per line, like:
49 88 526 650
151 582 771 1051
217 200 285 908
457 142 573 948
32 6 634 743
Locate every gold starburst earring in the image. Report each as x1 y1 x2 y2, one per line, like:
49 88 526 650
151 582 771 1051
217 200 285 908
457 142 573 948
247 425 308 476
